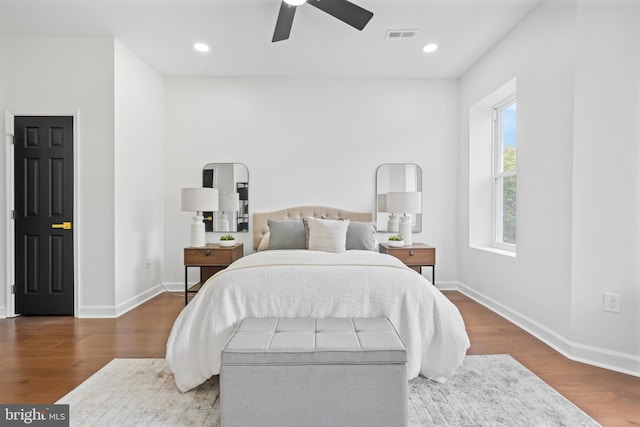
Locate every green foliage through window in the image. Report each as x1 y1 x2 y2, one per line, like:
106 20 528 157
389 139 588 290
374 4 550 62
494 99 517 246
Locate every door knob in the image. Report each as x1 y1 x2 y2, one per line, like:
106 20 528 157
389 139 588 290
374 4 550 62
52 221 72 230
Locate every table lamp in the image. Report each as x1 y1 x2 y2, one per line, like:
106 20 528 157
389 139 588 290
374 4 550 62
218 192 240 232
378 193 398 232
386 191 422 245
181 187 219 247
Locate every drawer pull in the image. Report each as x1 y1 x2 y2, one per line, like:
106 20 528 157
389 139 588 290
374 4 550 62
409 250 414 256
205 250 211 256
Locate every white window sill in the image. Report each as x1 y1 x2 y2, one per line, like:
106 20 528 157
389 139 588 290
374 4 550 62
470 245 517 258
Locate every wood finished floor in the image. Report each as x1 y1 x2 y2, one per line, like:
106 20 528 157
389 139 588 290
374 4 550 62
1 291 638 426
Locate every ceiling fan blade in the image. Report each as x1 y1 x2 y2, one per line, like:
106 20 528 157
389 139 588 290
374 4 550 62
272 2 297 42
308 0 373 31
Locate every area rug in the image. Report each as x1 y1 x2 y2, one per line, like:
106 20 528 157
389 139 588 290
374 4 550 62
56 355 600 426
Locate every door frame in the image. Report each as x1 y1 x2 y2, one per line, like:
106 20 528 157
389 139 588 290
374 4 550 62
4 110 80 318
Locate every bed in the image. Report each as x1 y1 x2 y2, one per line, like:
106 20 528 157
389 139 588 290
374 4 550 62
166 206 470 392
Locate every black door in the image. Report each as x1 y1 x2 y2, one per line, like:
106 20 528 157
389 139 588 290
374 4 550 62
14 116 74 315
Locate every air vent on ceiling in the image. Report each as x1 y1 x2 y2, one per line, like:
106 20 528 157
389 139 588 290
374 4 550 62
385 29 417 39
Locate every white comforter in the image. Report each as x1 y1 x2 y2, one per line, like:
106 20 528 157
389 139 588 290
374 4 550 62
166 250 470 392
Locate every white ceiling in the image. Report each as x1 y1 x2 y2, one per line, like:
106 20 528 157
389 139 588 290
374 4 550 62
0 0 540 79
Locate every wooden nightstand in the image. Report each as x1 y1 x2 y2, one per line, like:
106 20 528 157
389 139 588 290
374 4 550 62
379 242 436 285
184 243 243 304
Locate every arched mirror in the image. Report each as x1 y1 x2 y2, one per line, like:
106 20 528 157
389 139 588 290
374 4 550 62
203 163 249 232
376 163 422 233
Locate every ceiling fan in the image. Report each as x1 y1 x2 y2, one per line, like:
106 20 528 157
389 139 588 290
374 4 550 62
272 0 374 42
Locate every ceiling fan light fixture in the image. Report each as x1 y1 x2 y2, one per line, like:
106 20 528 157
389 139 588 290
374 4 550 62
273 0 373 42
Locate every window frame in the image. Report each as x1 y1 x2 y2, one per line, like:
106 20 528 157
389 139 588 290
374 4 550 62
492 95 517 251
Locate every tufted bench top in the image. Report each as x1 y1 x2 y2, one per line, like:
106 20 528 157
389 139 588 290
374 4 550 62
222 317 407 366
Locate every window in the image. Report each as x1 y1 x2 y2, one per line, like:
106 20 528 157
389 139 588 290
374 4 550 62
469 77 516 256
492 98 517 248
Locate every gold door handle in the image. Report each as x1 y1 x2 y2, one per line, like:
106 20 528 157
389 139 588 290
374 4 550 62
52 221 72 230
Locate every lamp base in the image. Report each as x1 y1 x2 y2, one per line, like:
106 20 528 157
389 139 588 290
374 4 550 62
387 214 399 233
219 213 230 232
190 216 206 247
399 215 413 246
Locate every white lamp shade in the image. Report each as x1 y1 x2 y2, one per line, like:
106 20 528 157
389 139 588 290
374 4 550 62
218 192 240 212
181 187 219 212
386 191 422 214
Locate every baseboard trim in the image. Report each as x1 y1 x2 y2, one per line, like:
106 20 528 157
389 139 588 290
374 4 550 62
76 305 117 318
77 284 164 318
456 281 640 379
0 305 6 319
115 285 165 317
435 281 460 291
161 282 185 293
568 340 640 378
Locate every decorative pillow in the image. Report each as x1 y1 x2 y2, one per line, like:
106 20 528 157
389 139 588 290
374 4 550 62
306 217 350 253
346 221 377 251
267 220 306 249
257 232 270 251
302 217 314 248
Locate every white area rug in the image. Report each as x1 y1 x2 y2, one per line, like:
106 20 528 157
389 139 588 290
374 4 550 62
57 355 600 426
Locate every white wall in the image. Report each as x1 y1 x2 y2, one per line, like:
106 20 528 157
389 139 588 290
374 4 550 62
570 0 640 371
114 40 165 315
164 77 459 287
0 37 116 316
459 0 577 341
459 0 640 376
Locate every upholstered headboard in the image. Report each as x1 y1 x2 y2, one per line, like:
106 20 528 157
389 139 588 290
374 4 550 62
253 206 373 250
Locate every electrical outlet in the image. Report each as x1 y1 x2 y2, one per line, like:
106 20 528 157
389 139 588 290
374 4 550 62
603 292 621 313
144 257 152 269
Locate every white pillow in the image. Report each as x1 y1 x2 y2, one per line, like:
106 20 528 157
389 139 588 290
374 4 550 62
306 217 350 253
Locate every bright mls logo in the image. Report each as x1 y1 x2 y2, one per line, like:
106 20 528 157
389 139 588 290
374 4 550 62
1 405 69 426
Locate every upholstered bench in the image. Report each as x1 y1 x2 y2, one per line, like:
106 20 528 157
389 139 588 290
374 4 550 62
220 317 408 427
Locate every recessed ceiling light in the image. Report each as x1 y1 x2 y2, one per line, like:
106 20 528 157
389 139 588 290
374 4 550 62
193 42 210 53
422 43 438 53
284 0 307 5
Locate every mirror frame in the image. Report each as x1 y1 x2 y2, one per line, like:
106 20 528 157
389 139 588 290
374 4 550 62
375 163 422 233
202 163 249 233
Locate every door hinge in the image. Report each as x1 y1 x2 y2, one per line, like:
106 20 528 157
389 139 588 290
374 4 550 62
11 210 16 220
11 135 15 145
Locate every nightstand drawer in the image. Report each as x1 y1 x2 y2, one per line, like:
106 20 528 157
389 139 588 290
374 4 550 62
386 248 434 265
379 243 435 266
184 244 243 266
